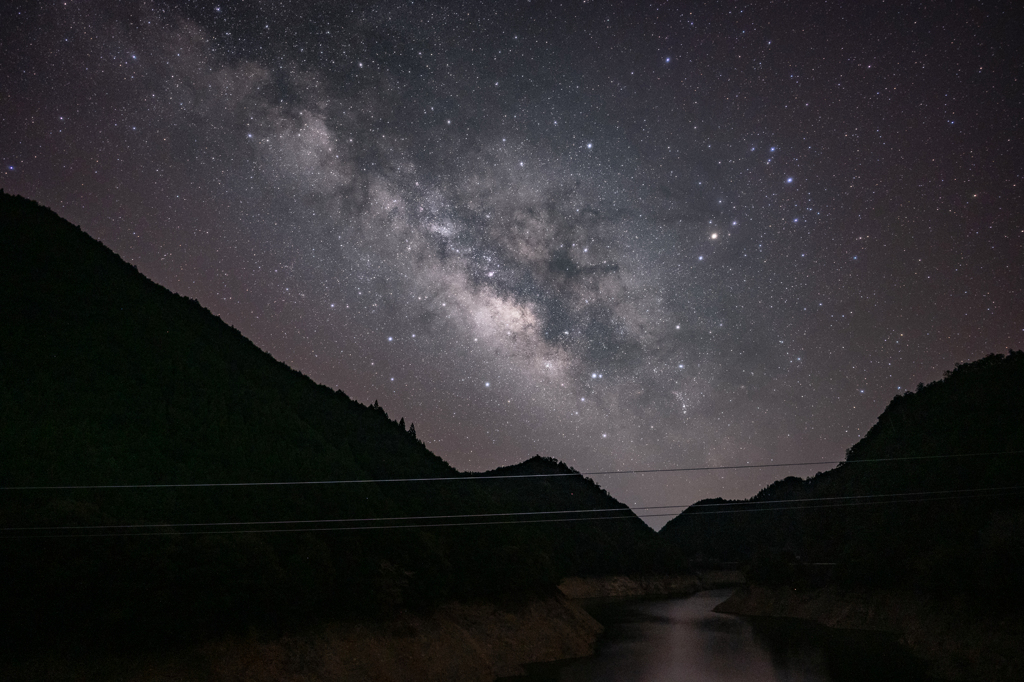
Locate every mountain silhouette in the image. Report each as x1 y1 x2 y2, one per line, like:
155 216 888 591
660 350 1024 603
0 191 681 657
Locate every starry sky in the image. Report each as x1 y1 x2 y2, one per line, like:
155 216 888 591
3 0 1022 527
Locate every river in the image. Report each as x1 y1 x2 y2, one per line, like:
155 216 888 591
512 589 935 681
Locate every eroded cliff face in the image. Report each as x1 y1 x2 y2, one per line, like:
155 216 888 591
715 585 1024 682
6 593 603 682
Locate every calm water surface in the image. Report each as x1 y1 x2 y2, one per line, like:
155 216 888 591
514 589 934 682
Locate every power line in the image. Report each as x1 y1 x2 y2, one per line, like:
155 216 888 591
7 489 1022 540
581 449 1024 476
7 484 1022 532
667 484 1024 509
2 449 1020 491
0 505 639 532
675 486 1024 515
6 512 646 539
5 485 1022 538
0 471 580 491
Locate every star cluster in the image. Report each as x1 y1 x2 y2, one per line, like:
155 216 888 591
2 0 1022 526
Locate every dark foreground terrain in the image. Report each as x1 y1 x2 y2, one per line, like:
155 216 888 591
661 350 1024 679
0 192 684 676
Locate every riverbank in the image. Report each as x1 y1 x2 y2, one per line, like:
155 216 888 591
557 570 744 600
715 584 1024 682
9 575 771 681
4 592 603 682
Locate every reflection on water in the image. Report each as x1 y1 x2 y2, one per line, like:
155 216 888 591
513 590 934 682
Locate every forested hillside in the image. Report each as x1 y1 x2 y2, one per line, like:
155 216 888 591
0 192 681 658
660 351 1024 604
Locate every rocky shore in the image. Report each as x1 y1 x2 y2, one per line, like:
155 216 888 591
715 584 1024 682
10 573 757 681
6 592 603 682
557 570 744 600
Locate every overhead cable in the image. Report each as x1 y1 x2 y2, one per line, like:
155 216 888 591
5 484 1022 538
2 449 1020 491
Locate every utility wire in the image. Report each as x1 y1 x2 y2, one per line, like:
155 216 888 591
8 487 1024 540
676 487 1024 515
664 484 1024 508
8 513 649 538
6 484 1023 532
582 449 1024 475
5 485 1023 538
1 505 640 532
2 449 1020 491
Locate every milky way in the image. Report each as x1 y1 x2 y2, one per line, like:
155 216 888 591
3 1 1022 526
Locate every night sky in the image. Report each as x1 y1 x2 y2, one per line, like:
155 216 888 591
3 1 1022 527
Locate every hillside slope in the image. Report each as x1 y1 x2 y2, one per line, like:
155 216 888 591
0 192 681 658
660 351 1024 603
